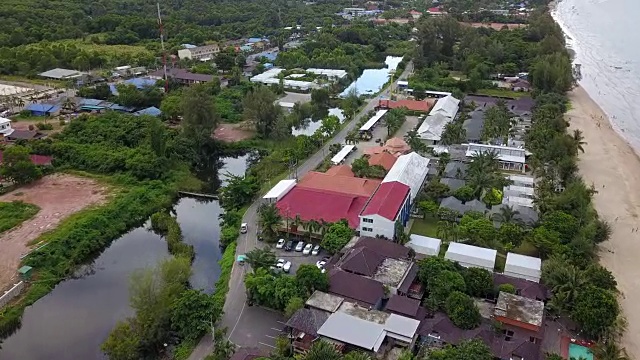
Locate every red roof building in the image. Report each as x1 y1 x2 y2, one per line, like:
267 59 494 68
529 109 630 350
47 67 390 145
359 181 411 239
378 99 434 113
298 171 381 198
368 152 398 171
0 151 53 166
276 187 369 228
325 165 355 177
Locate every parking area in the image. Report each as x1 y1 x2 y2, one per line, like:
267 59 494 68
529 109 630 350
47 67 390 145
271 238 329 274
229 305 287 350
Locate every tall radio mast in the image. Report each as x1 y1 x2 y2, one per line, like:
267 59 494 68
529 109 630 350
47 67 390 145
157 3 168 92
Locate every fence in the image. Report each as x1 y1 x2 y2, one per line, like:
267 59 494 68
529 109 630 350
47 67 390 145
0 281 25 308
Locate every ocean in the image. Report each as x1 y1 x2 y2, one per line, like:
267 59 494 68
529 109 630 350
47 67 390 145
552 0 640 152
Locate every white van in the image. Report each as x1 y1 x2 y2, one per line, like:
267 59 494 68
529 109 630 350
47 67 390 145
240 223 248 234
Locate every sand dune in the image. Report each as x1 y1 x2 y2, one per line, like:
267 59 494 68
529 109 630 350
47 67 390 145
567 86 640 357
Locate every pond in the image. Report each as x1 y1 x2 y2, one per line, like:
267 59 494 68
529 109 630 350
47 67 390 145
339 56 404 97
0 156 248 360
291 107 346 136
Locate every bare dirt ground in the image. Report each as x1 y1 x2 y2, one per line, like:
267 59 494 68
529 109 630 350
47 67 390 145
213 122 254 142
567 86 640 357
0 174 108 291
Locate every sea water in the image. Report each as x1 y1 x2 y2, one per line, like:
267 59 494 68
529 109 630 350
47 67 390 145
552 0 640 152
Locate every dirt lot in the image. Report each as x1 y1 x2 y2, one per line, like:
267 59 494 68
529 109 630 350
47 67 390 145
213 122 255 142
0 174 108 291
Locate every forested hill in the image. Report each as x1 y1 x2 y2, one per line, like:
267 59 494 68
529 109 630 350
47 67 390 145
0 0 347 48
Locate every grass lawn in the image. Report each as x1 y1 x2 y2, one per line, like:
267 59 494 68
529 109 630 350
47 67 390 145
476 88 530 99
495 253 506 272
512 240 539 257
0 201 40 234
410 216 439 238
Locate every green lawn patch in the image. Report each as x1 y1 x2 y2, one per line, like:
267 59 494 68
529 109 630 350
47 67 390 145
475 88 529 99
495 253 506 272
0 201 40 234
410 216 439 238
512 240 539 257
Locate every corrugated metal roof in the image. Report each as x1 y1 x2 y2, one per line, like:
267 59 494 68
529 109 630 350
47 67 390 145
317 312 386 351
360 181 409 221
382 152 430 200
276 187 368 228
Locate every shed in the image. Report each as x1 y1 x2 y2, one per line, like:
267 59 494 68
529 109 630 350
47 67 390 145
18 266 33 280
445 242 496 271
263 179 296 202
25 103 60 117
504 253 541 283
406 234 441 257
134 106 162 117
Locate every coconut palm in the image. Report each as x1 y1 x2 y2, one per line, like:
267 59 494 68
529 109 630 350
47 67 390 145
258 203 283 241
303 340 341 360
544 261 585 313
491 205 521 224
437 220 458 243
244 248 276 272
15 97 25 109
62 98 76 113
343 351 373 360
591 341 630 360
571 129 587 153
291 214 304 234
307 219 321 239
213 338 236 359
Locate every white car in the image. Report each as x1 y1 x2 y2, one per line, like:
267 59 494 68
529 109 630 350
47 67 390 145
240 223 248 234
276 239 285 249
276 259 286 269
302 243 313 255
311 245 321 256
282 261 292 273
316 260 327 269
295 241 305 252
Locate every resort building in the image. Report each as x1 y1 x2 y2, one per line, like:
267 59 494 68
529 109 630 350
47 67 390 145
504 253 542 283
417 95 460 144
465 143 527 173
494 292 545 333
381 152 430 203
177 44 220 61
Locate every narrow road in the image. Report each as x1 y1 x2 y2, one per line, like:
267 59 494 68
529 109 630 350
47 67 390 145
187 61 413 359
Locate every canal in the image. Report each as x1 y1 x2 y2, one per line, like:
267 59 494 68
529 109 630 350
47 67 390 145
0 155 249 360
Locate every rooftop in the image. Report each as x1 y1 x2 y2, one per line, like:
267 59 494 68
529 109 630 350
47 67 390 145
382 152 430 200
339 247 385 277
429 95 460 118
305 290 345 313
505 253 541 271
372 258 413 288
298 171 381 197
286 308 330 336
326 165 355 177
328 269 385 305
353 237 410 259
263 179 296 200
495 292 545 328
360 181 410 221
338 301 389 324
318 311 386 352
39 68 85 79
406 234 442 257
443 161 468 178
440 177 466 191
385 294 421 318
493 273 549 301
367 152 398 171
379 99 434 113
417 113 452 141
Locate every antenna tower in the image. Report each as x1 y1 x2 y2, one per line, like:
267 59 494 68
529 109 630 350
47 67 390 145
157 3 168 92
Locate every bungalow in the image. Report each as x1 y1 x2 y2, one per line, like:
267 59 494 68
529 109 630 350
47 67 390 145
465 143 528 173
24 103 60 117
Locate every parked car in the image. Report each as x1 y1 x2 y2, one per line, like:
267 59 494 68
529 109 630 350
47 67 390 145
240 223 248 234
282 261 292 273
276 239 285 249
311 245 321 256
285 240 294 251
276 259 286 269
315 259 327 269
303 243 313 255
295 241 305 252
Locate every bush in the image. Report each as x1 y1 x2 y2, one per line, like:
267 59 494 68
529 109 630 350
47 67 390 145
36 122 54 130
497 283 516 294
445 291 481 329
211 241 237 321
0 201 40 234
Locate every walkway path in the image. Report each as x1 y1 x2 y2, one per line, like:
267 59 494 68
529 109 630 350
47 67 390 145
187 61 414 359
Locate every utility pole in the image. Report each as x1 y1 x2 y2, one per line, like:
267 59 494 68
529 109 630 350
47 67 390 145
157 3 168 93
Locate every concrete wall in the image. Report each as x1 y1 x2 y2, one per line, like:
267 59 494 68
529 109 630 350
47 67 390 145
0 281 25 308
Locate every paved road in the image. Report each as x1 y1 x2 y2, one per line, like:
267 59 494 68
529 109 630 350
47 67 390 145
187 61 414 359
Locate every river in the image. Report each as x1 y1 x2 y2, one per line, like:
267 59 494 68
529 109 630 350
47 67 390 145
0 155 249 360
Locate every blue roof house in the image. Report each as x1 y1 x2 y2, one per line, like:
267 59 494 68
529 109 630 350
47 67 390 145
134 106 162 117
25 103 61 117
125 77 158 89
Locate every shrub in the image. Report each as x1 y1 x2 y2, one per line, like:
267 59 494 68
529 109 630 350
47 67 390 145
36 122 54 130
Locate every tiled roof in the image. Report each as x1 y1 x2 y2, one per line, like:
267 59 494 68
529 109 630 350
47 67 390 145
276 187 369 228
493 273 549 301
0 152 52 166
385 295 420 318
368 152 398 171
379 99 433 113
361 181 409 221
340 247 384 276
328 269 384 306
353 237 410 259
326 165 355 177
285 308 330 336
298 171 381 197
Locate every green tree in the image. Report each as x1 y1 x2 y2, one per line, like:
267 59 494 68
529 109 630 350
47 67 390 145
571 286 619 339
498 283 516 294
591 341 631 360
462 267 493 297
440 121 466 145
219 174 260 210
244 248 277 272
530 52 574 93
101 320 141 360
296 264 329 295
170 289 216 340
498 223 526 249
458 215 497 248
0 145 42 185
541 210 579 244
159 94 182 120
445 291 482 329
427 339 492 360
303 340 341 360
491 205 521 225
584 264 617 292
243 86 286 139
343 352 373 360
453 185 475 202
529 227 561 258
181 84 219 148
284 296 305 317
321 221 353 254
417 257 457 291
258 203 283 241
430 270 466 307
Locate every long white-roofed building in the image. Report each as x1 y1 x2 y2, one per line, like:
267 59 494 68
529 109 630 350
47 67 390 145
465 143 528 173
429 94 460 119
445 242 497 271
263 179 296 202
504 253 542 283
417 95 460 145
406 234 441 257
381 152 430 203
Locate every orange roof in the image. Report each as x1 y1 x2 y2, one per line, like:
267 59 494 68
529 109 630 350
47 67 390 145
368 152 398 171
379 99 434 113
298 172 381 197
326 165 355 177
363 146 385 156
384 137 411 153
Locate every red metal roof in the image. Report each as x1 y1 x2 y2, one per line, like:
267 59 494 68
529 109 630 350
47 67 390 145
325 165 355 177
368 152 397 171
0 151 53 166
298 171 381 198
378 99 434 113
360 181 410 220
276 187 369 228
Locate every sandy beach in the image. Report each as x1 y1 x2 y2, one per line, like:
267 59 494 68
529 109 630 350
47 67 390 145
567 85 640 357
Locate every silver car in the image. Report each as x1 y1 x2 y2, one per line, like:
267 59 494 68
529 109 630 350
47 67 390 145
295 241 305 252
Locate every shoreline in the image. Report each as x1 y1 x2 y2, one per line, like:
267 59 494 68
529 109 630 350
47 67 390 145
567 85 640 357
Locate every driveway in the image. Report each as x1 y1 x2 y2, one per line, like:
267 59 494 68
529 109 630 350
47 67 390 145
187 61 414 359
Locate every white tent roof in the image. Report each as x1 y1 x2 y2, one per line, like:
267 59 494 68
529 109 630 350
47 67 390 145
445 242 497 270
504 253 541 282
429 95 460 119
407 235 441 256
263 179 296 201
382 152 430 200
307 68 348 79
318 312 386 351
331 145 355 165
417 113 453 141
359 109 388 131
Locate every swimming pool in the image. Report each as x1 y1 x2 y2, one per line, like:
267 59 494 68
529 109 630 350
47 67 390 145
569 343 594 360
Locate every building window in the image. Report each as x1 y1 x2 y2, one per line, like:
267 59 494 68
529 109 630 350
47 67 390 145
362 227 373 232
363 218 373 223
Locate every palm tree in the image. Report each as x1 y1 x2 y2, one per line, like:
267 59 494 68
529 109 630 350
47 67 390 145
62 98 76 113
15 97 25 110
466 169 495 199
303 340 341 360
307 219 321 239
244 248 276 272
258 203 283 241
343 352 373 360
591 341 630 360
437 221 458 243
213 338 236 359
291 214 304 234
545 262 585 313
571 129 587 153
491 205 521 224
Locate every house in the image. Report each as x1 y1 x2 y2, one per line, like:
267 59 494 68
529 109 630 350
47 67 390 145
352 236 410 260
445 242 497 271
406 234 441 257
327 269 385 307
305 290 345 313
326 165 355 177
381 152 430 203
0 117 14 137
465 143 527 173
439 177 466 191
263 179 296 202
297 171 381 197
38 68 86 80
149 68 214 85
443 161 468 179
429 94 460 119
363 137 412 157
286 308 332 353
409 10 422 19
385 294 421 318
489 204 539 225
359 181 411 239
493 273 549 301
24 103 60 117
78 98 109 112
133 106 162 117
4 129 45 141
439 196 467 215
177 44 220 61
367 152 398 171
494 292 545 333
378 99 434 113
417 113 452 145
504 253 542 283
426 6 446 16
123 77 158 89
